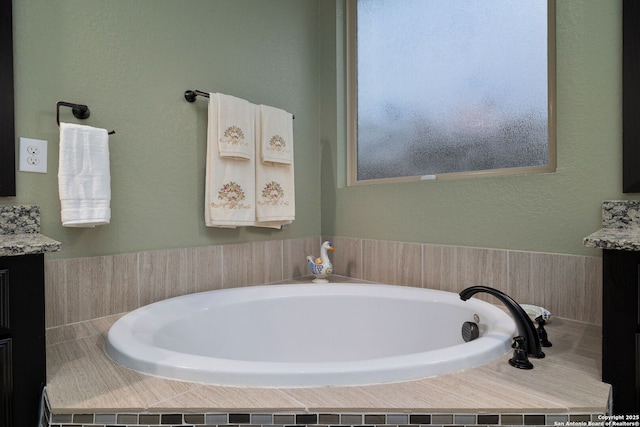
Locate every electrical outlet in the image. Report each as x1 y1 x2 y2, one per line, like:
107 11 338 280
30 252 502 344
19 138 47 173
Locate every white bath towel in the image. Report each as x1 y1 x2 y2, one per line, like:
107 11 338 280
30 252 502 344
259 104 293 164
205 94 256 227
58 122 111 227
255 105 295 228
216 93 254 160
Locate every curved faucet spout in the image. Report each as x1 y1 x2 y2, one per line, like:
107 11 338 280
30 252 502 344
459 285 545 358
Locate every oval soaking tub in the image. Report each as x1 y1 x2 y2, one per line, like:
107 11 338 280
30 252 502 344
105 283 516 387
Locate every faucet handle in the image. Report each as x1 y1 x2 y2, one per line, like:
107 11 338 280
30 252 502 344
535 316 552 347
509 336 534 369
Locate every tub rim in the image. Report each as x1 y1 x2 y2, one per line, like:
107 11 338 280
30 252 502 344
105 282 517 387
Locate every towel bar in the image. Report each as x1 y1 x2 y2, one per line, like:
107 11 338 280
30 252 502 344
56 101 115 135
184 90 295 119
184 90 210 102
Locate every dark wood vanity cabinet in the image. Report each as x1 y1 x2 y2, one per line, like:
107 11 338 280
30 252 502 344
602 249 640 414
0 254 46 427
0 333 10 427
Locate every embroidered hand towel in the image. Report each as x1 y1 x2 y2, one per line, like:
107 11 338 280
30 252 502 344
216 93 254 160
259 104 293 164
255 105 295 228
58 122 111 227
205 94 256 227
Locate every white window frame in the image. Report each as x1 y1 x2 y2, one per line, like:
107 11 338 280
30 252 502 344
346 0 557 186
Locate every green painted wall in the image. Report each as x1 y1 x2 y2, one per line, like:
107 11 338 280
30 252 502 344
5 0 321 259
321 0 632 257
2 1 633 260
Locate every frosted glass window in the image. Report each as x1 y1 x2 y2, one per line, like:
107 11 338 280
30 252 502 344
351 0 553 182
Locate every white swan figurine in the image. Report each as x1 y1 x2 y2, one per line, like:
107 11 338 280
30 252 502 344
306 241 334 283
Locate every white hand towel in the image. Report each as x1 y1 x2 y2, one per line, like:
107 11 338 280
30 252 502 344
205 94 256 227
259 104 293 164
255 105 295 228
217 93 254 160
58 122 111 227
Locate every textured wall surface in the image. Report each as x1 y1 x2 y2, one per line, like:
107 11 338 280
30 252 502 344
3 1 633 261
6 0 321 259
322 1 629 256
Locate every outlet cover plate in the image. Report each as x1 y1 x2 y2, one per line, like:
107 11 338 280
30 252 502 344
19 137 47 173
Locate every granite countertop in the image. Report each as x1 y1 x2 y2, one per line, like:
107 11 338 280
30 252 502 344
584 227 640 251
584 200 640 251
0 233 61 257
0 205 61 256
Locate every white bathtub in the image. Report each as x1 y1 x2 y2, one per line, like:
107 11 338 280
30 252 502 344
105 283 516 387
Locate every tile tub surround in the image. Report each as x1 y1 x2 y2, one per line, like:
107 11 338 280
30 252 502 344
43 307 609 425
0 204 61 256
44 237 323 328
330 237 601 325
584 200 640 251
44 237 602 328
41 408 608 427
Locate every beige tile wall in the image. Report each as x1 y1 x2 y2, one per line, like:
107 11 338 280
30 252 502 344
45 237 321 328
45 253 139 327
329 237 602 325
44 236 602 328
